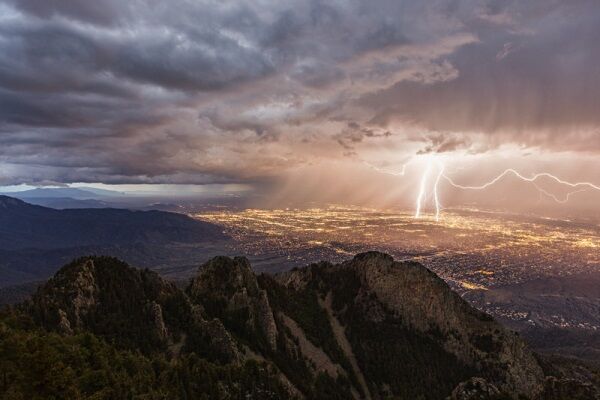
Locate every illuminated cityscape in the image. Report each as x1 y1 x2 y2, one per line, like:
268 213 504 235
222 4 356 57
195 207 600 331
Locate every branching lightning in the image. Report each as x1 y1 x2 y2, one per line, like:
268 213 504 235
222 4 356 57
414 161 431 219
433 162 444 221
442 168 600 207
414 159 444 221
442 169 600 192
531 183 587 204
364 157 600 222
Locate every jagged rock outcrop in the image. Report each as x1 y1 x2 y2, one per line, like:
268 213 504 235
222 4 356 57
28 256 197 354
195 318 243 363
275 251 545 399
449 377 501 400
31 258 99 332
346 251 544 397
187 256 279 352
148 301 168 340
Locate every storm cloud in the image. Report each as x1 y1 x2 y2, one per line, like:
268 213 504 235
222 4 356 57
0 0 598 186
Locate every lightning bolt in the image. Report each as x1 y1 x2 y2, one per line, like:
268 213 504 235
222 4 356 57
364 158 600 222
442 169 600 191
414 161 431 219
414 159 444 221
364 158 445 220
433 161 444 221
532 183 587 204
442 169 600 204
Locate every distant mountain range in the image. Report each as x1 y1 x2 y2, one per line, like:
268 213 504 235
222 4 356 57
2 187 125 199
14 197 113 209
2 252 597 399
0 195 230 287
0 195 226 250
0 187 129 209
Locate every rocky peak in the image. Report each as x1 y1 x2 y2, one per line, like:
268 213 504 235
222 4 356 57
188 256 278 351
30 257 99 332
448 377 501 400
277 251 545 399
345 251 471 332
188 256 260 298
28 256 186 353
350 252 545 397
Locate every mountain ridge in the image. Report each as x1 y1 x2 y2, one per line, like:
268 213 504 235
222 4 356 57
2 252 597 399
0 196 230 287
0 195 227 251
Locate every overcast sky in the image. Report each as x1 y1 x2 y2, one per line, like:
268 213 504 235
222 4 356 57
0 0 598 212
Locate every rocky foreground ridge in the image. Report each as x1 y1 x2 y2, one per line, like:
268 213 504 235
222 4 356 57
1 252 598 399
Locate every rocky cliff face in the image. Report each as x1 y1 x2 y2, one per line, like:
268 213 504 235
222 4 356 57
28 256 242 361
20 252 599 400
187 256 279 351
344 252 543 396
272 252 546 399
28 256 188 352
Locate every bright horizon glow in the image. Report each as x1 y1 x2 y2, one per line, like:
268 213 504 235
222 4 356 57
0 183 254 197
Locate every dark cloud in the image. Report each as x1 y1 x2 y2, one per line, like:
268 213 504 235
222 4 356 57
7 0 122 26
362 1 600 152
333 121 392 150
416 133 471 154
290 60 347 88
334 122 393 150
0 0 598 186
